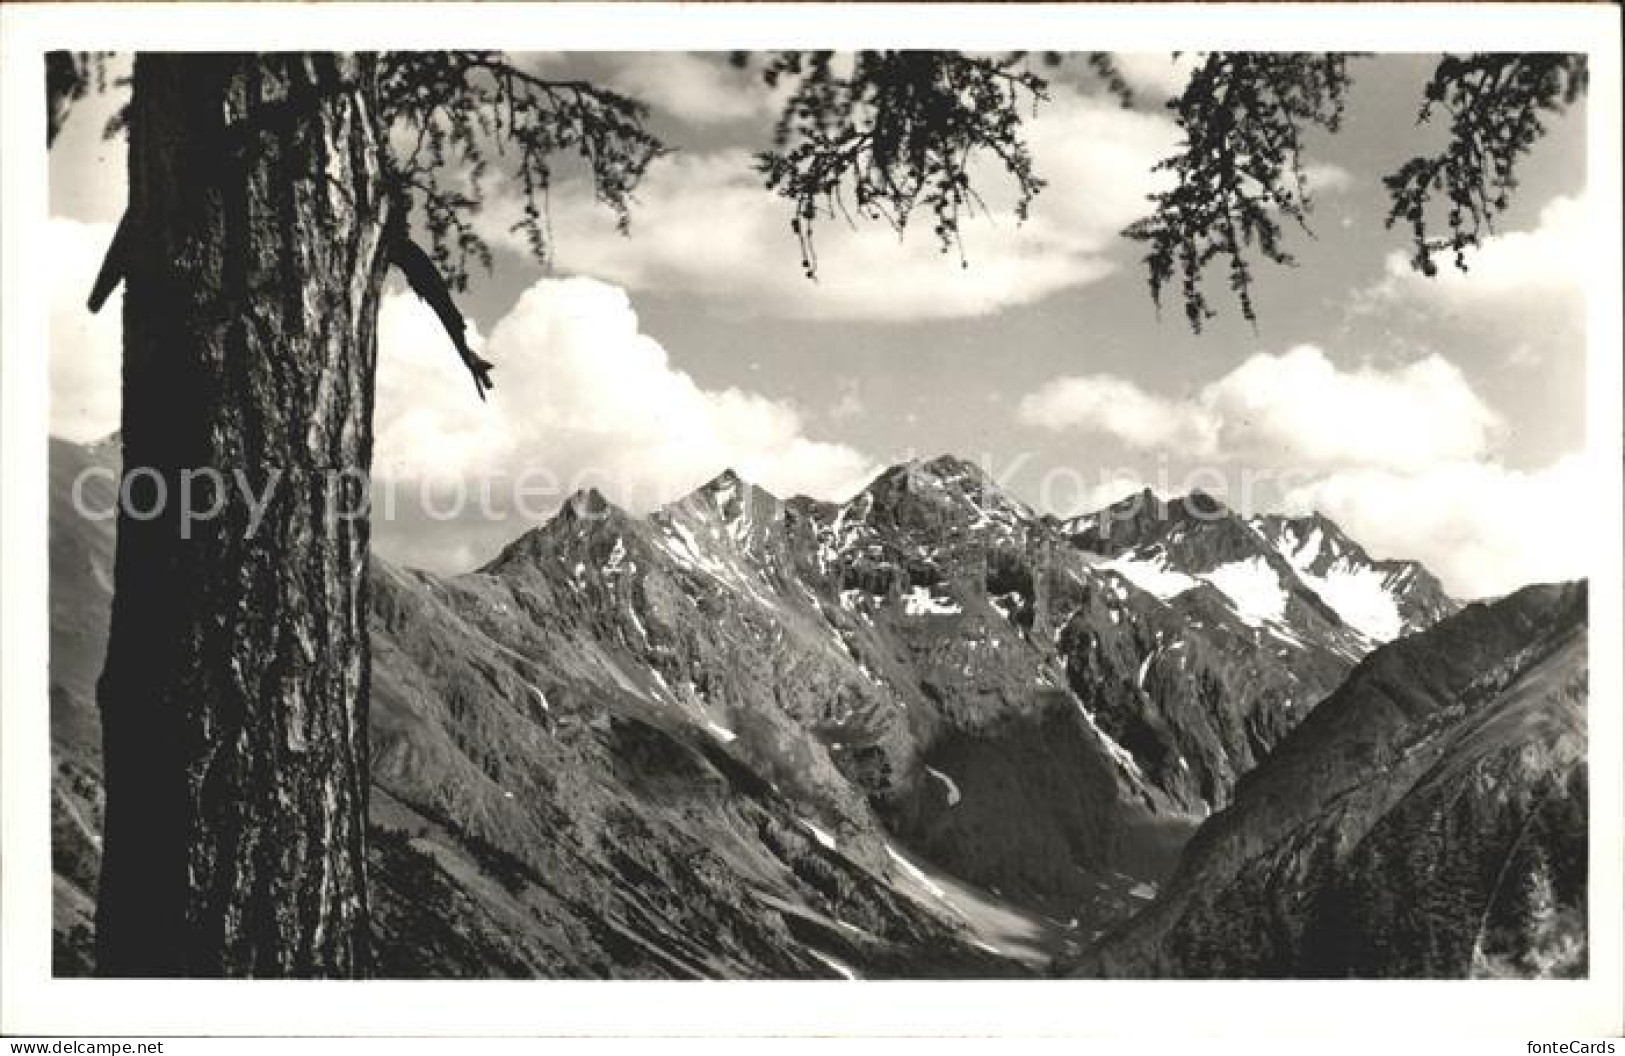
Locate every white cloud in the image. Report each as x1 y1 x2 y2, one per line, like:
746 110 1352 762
1059 475 1148 520
374 276 875 516
1112 53 1202 101
603 53 780 126
373 291 508 486
1016 344 1585 598
479 83 1177 321
47 256 879 509
1360 194 1586 315
48 56 132 226
1284 454 1589 599
1019 344 1503 474
1303 162 1354 198
1018 375 1211 452
48 253 876 570
1200 346 1503 473
49 218 122 442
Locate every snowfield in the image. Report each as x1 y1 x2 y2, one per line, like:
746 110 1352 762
1303 564 1404 642
1094 552 1198 600
1198 557 1287 628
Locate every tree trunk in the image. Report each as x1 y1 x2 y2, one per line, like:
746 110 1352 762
95 53 390 977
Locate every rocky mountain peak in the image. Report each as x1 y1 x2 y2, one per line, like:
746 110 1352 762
850 455 1034 545
867 454 984 496
480 487 631 574
1068 488 1245 557
704 467 746 493
47 434 1529 982
668 467 785 529
1168 489 1231 523
557 487 615 522
1253 511 1367 571
1249 511 1460 642
918 452 990 480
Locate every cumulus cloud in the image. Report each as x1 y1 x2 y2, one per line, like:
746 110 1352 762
602 53 782 126
373 276 875 532
1284 454 1589 600
48 258 876 571
373 292 508 486
1017 375 1212 452
48 56 131 226
1055 474 1149 520
1112 52 1202 101
1359 194 1586 315
1201 346 1503 472
1018 344 1586 598
49 218 123 442
1303 162 1354 198
478 83 1177 321
1019 344 1503 474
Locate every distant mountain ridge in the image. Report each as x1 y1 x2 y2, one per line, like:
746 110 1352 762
51 440 1486 976
1063 487 1455 649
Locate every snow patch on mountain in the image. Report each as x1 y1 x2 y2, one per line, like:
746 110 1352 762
1071 695 1146 781
1136 649 1157 689
1282 524 1325 568
800 819 838 850
990 590 1026 623
887 844 949 900
1301 563 1403 642
710 475 738 511
1094 549 1291 632
903 585 962 616
926 765 963 807
654 517 720 576
807 947 859 980
1267 519 1405 642
1094 552 1197 600
1197 557 1287 628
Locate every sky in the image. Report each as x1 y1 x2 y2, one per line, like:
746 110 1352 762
48 53 1593 598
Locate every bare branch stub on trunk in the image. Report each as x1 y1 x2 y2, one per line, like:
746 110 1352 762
388 232 494 400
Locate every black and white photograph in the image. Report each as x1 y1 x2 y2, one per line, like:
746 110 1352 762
2 1 1622 1044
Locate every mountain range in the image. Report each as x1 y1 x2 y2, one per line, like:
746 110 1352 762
48 438 1584 978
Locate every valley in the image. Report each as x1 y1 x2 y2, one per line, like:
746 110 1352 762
48 439 1584 978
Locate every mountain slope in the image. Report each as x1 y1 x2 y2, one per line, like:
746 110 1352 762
49 444 1032 977
49 441 1466 976
1070 581 1588 978
48 437 118 973
1251 511 1456 643
1052 487 1449 817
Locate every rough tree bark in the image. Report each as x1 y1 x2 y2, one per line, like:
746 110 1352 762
95 53 391 977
